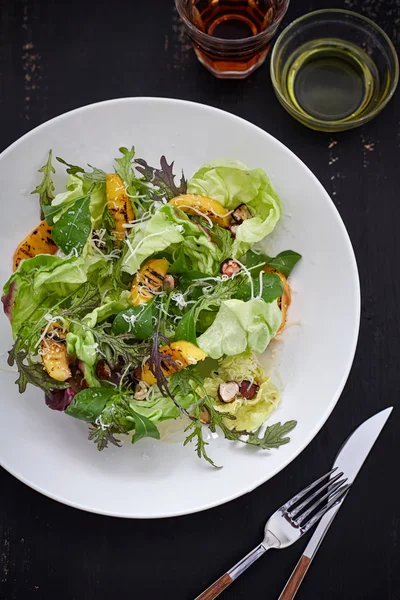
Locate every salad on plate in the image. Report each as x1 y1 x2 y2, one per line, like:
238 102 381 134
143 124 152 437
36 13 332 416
2 148 301 466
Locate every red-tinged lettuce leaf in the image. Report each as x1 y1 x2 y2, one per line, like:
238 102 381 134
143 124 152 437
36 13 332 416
135 155 187 200
2 281 16 321
45 387 76 411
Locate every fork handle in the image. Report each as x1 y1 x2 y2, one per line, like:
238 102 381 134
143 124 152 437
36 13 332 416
195 544 267 600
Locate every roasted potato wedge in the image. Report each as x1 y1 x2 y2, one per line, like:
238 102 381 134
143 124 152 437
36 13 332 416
41 323 71 382
106 173 135 242
131 258 170 306
140 341 207 385
263 266 291 333
13 220 57 271
169 194 231 228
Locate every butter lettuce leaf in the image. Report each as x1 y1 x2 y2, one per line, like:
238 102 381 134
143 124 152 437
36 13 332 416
188 160 282 257
203 352 280 432
122 204 230 275
197 298 282 359
44 174 106 229
3 252 108 338
130 372 199 422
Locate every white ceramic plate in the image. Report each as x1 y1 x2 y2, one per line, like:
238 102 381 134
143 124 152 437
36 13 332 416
0 98 360 518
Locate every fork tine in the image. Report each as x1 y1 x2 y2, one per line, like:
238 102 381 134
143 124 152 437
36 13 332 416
295 478 348 525
302 483 351 532
283 468 338 510
288 471 344 518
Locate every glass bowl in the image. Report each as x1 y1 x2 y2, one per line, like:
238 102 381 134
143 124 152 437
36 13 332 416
270 9 399 132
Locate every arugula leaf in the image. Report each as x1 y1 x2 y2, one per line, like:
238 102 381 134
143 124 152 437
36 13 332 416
235 272 283 303
112 300 155 339
66 388 115 422
246 420 297 449
115 146 136 187
56 156 85 176
246 250 302 278
52 195 91 256
135 155 187 200
175 307 197 344
31 150 55 219
56 156 106 186
130 409 160 444
84 165 107 184
8 347 69 394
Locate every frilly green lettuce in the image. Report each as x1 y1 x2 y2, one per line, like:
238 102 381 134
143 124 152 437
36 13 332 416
197 298 282 359
122 204 229 275
203 352 280 432
188 160 282 257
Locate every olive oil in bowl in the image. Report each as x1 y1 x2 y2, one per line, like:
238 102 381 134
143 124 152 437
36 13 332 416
282 39 379 123
270 10 399 132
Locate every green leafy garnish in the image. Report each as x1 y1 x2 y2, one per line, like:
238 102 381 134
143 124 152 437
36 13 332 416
130 409 160 444
236 272 283 303
168 247 191 274
56 156 106 185
52 195 92 256
245 420 298 449
205 396 297 450
174 307 197 344
61 284 101 319
91 326 151 369
31 150 55 219
247 250 302 278
184 419 218 468
8 346 69 394
111 299 155 339
56 157 85 176
115 146 136 187
66 388 115 422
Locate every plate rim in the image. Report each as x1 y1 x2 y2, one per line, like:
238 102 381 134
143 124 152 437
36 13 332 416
0 97 361 518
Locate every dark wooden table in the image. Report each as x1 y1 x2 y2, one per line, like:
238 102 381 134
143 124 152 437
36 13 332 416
1 1 399 599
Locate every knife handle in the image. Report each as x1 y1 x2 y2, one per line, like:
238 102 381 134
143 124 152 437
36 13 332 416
279 555 311 600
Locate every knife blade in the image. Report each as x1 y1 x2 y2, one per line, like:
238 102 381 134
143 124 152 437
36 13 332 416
278 407 393 600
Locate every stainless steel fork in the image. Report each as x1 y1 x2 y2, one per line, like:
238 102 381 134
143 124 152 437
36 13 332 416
195 468 350 600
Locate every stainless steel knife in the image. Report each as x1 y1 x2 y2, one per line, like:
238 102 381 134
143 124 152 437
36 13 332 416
278 407 393 600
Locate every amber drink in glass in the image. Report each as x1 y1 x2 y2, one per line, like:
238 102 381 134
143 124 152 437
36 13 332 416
175 0 290 79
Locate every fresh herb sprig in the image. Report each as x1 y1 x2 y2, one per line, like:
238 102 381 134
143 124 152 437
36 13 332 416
32 150 55 219
8 342 69 394
181 372 297 467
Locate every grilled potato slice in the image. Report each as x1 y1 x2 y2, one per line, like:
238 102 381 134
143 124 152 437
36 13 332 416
41 323 71 382
169 194 231 228
106 173 135 241
140 341 207 385
263 266 291 333
131 258 170 306
13 220 57 272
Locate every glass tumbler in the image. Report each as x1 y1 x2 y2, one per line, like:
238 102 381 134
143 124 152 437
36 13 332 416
175 0 290 79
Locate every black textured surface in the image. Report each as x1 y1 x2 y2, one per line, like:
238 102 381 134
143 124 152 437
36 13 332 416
0 1 399 599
